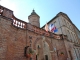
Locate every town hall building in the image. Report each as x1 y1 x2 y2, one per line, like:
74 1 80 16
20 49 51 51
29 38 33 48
0 5 80 60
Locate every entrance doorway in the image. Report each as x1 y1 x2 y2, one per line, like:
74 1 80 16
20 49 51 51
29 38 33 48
45 55 48 60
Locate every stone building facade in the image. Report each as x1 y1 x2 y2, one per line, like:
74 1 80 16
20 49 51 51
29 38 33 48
0 5 80 60
42 12 80 60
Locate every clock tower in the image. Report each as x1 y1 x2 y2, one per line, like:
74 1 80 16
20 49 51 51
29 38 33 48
28 9 40 27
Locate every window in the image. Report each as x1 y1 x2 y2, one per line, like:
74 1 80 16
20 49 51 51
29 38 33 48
70 25 71 29
68 51 73 60
45 55 48 60
63 19 66 26
74 34 78 43
71 32 74 42
70 32 72 41
67 30 70 40
54 21 56 26
74 48 78 59
36 55 37 60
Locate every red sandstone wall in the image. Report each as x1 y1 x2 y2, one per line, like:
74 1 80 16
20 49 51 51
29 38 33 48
0 16 27 60
26 29 68 60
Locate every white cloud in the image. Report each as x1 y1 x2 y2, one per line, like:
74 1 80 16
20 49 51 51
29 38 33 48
0 0 18 15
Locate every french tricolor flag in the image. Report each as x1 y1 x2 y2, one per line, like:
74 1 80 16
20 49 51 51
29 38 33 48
49 24 58 33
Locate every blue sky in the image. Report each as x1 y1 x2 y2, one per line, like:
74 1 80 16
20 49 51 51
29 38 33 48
0 0 80 30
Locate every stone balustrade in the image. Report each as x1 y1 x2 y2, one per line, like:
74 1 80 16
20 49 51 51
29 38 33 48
0 6 4 15
12 15 27 29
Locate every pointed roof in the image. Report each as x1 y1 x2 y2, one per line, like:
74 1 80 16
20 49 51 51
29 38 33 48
31 9 37 15
28 9 40 18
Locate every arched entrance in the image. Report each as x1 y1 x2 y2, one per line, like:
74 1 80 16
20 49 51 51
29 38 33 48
33 37 53 60
43 41 52 60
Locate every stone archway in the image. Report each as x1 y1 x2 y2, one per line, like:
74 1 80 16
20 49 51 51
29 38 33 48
34 37 44 60
33 37 53 60
33 37 42 50
43 41 52 60
45 39 53 51
33 37 53 51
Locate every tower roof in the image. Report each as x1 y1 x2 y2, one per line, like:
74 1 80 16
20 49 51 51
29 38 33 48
28 9 40 18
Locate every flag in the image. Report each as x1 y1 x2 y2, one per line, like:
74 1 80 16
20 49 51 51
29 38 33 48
45 23 48 32
49 24 58 33
54 27 58 32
